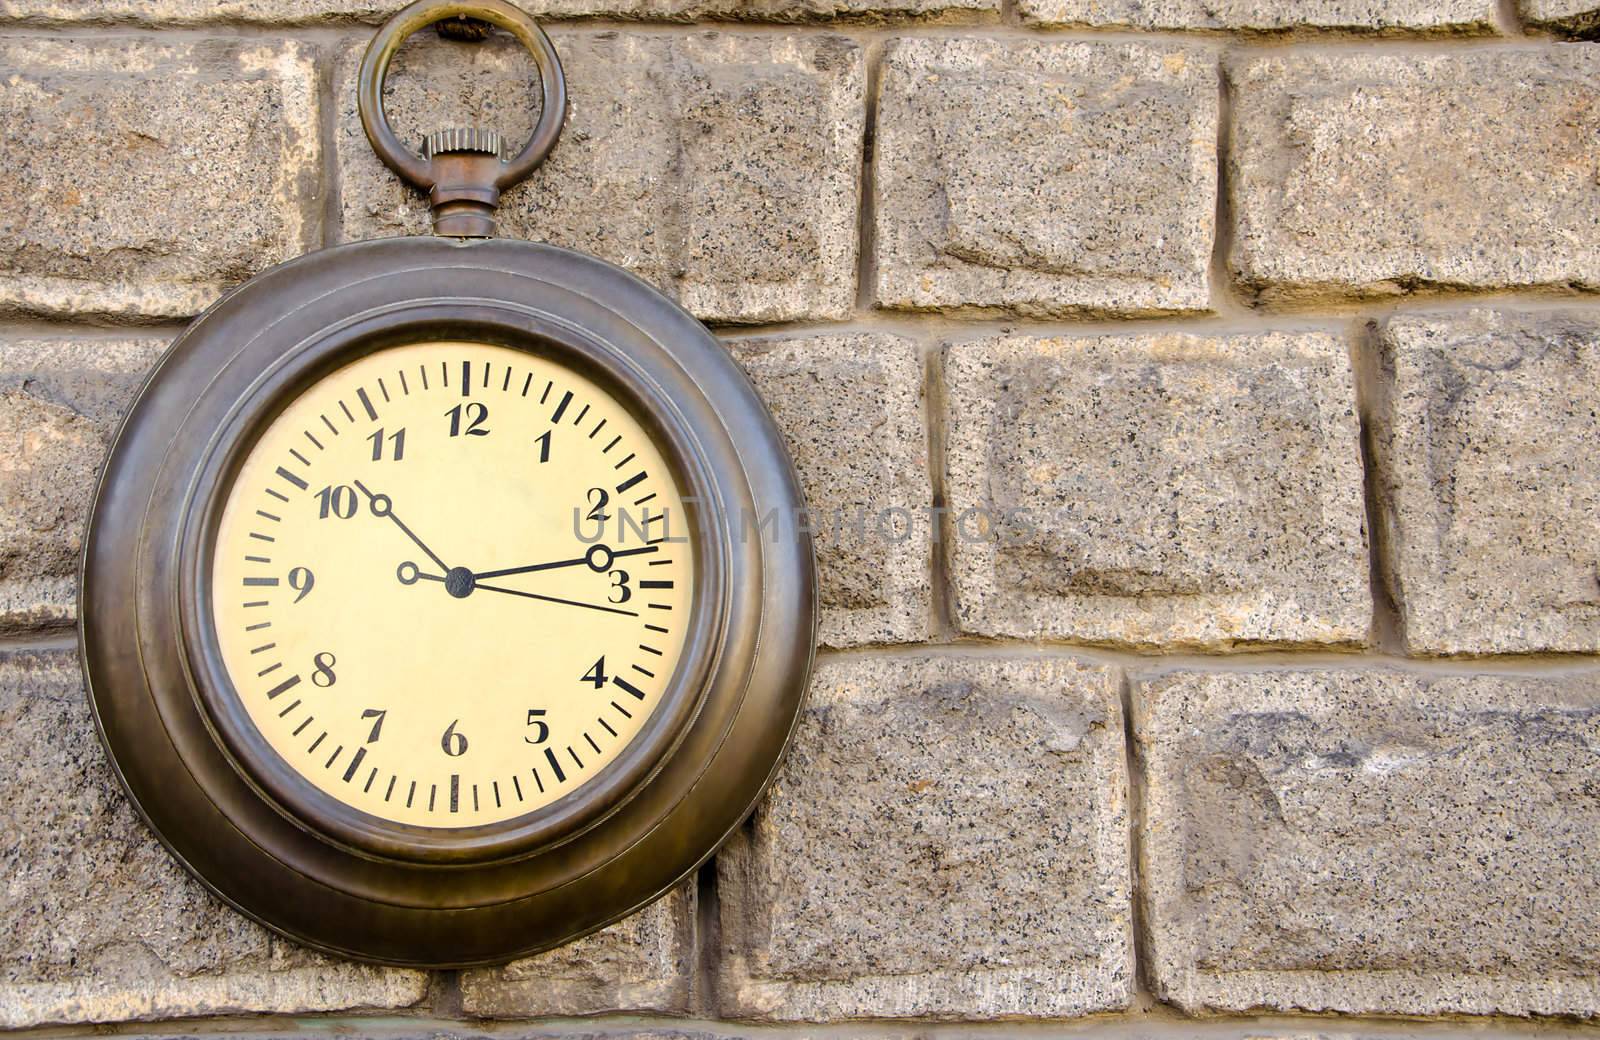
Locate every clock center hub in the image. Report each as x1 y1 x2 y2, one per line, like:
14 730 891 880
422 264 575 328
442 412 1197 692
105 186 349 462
444 566 476 599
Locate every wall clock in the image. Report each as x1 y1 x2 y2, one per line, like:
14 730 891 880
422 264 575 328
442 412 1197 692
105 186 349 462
78 0 815 968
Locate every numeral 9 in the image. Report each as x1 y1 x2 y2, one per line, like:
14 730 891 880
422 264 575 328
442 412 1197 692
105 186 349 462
288 566 315 603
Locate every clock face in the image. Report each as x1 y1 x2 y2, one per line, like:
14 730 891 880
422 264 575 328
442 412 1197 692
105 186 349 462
210 341 694 828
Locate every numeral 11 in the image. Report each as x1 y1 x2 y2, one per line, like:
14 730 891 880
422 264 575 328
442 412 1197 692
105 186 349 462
368 426 406 462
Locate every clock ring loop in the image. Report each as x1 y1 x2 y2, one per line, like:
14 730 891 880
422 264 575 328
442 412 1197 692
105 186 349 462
357 0 568 197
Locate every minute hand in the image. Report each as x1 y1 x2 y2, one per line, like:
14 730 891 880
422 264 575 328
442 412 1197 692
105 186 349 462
473 543 658 581
353 480 450 573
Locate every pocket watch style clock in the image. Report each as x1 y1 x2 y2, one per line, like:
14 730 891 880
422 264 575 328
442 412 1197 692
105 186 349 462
79 0 815 968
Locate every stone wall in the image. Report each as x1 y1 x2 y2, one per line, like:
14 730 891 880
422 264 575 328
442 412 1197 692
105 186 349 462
4 0 1600 1036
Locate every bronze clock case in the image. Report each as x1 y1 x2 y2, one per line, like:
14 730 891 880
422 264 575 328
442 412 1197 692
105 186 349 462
79 236 817 966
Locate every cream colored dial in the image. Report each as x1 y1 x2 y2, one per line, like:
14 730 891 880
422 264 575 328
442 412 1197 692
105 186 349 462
211 341 693 827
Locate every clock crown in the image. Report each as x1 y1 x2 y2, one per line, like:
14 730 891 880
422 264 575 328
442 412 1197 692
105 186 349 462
422 127 505 160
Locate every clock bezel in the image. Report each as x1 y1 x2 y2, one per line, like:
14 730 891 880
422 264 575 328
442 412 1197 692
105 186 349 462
79 236 816 965
181 315 722 866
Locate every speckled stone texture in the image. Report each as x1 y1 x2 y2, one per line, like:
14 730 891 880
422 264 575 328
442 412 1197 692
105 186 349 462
459 883 694 1016
1371 310 1600 655
1229 50 1600 306
942 332 1369 649
873 38 1216 318
335 30 862 324
0 338 164 634
1139 667 1600 1017
0 651 426 1028
1017 0 1495 29
731 333 931 648
0 39 319 319
0 0 997 21
718 654 1131 1020
1519 0 1600 32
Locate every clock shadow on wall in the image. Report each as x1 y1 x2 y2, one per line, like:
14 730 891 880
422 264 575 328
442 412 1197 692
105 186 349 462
77 0 816 968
